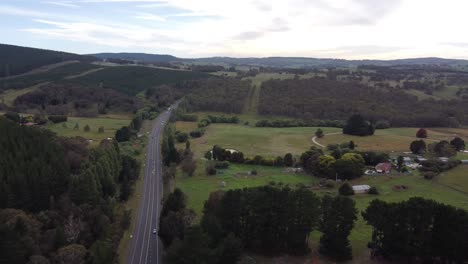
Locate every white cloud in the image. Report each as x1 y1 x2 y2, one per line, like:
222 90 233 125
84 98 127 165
134 13 166 22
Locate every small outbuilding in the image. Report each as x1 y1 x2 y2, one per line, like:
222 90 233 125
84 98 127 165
352 185 371 194
375 162 392 173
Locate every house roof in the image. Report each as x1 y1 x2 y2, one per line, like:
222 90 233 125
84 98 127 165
375 162 392 171
352 185 370 191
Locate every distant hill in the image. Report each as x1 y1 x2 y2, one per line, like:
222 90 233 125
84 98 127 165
0 44 96 78
191 56 468 68
90 52 468 68
90 52 179 63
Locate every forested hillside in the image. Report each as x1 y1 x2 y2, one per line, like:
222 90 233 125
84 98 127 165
0 62 100 91
178 78 251 113
0 118 140 264
0 44 95 78
258 78 468 127
64 66 209 95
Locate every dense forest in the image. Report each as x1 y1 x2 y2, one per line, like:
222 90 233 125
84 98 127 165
179 78 251 113
258 78 468 127
14 83 139 116
0 62 100 91
0 44 95 78
0 118 140 263
63 66 209 96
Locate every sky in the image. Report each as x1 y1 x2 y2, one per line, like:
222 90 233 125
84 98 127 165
1 0 468 59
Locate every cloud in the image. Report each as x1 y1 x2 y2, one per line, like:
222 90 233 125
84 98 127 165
134 12 166 22
42 1 80 8
234 31 264 40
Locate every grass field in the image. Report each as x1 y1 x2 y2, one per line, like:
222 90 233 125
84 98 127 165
47 116 130 145
175 160 468 262
173 116 468 262
0 85 40 106
176 122 341 158
436 165 468 194
316 127 468 152
176 163 319 215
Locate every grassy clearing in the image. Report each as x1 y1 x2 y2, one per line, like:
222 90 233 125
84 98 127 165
47 116 130 145
177 122 341 158
316 127 468 152
0 85 40 106
176 160 468 261
176 163 318 216
436 165 468 194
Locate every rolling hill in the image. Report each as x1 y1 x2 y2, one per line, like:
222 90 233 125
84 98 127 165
0 44 96 78
91 52 468 68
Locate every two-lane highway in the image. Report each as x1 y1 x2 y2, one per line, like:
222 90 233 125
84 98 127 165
127 105 176 264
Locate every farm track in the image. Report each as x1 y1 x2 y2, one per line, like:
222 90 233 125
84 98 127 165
243 83 261 114
0 60 79 81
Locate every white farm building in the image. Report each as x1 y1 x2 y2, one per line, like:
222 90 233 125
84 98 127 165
352 185 371 194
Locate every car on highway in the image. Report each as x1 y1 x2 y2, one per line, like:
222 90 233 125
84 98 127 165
152 228 157 234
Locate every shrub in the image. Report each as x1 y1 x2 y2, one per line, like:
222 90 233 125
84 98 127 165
214 161 230 169
416 128 428 138
189 128 205 138
84 124 91 132
338 183 355 196
368 186 379 195
324 180 335 188
175 131 189 143
48 115 68 123
251 170 258 175
423 171 437 180
98 126 105 133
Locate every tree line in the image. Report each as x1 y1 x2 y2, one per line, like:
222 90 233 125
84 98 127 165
0 117 140 264
179 78 251 114
258 78 468 127
160 186 358 262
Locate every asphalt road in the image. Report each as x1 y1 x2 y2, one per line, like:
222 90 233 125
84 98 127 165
127 105 176 264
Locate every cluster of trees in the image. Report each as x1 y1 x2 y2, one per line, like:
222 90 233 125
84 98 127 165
0 118 140 264
205 145 295 169
255 119 344 128
14 83 138 116
343 114 375 136
410 137 464 156
419 159 460 179
179 78 251 114
115 106 159 142
163 186 358 262
258 78 468 127
363 198 468 263
300 147 366 180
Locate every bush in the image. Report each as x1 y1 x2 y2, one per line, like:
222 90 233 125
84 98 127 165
368 186 379 195
375 120 391 129
175 131 189 143
214 161 229 169
84 124 91 132
190 128 205 138
338 183 355 196
416 128 428 138
423 171 437 180
324 180 335 188
251 170 258 175
98 126 104 133
48 115 68 123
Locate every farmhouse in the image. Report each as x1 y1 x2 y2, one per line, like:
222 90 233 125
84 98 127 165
375 162 392 173
352 185 370 194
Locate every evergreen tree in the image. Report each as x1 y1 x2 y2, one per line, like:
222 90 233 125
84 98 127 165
319 195 357 261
